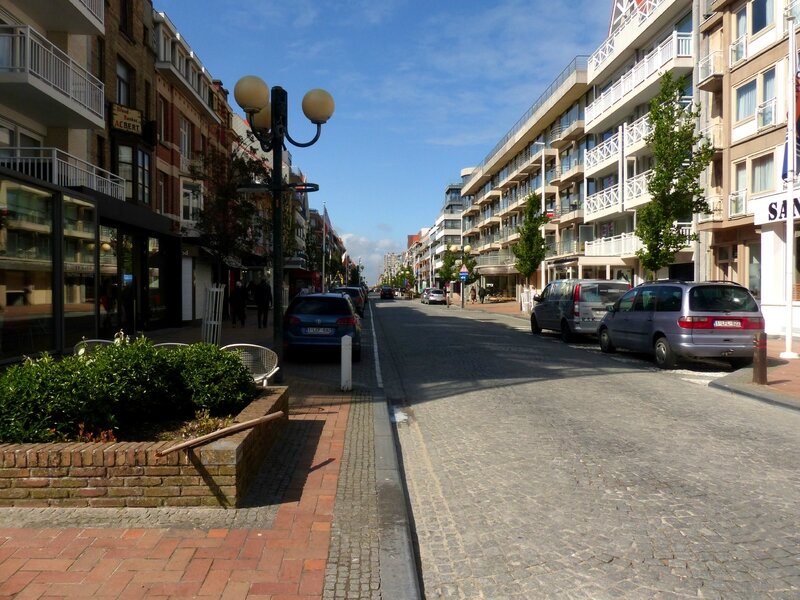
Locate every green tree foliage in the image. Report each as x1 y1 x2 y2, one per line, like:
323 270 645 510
437 249 457 283
512 193 550 281
189 148 269 281
635 72 714 277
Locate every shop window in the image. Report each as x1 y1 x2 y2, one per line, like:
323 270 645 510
747 242 761 298
118 145 134 201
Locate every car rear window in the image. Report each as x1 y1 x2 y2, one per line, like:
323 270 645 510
335 288 359 299
689 285 759 312
580 282 629 303
290 298 349 315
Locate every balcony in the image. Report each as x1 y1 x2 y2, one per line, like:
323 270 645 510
624 113 653 157
728 190 750 217
0 26 104 129
22 0 103 35
559 159 584 185
697 51 723 92
586 32 693 133
0 147 125 201
698 195 724 223
701 123 724 153
553 201 583 225
585 184 622 222
729 34 746 67
624 170 653 210
757 98 777 130
585 130 621 176
584 232 642 257
546 239 580 258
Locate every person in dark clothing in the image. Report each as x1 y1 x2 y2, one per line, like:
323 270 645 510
254 279 273 328
478 286 487 304
229 280 247 327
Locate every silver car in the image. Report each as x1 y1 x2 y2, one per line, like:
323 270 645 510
598 281 764 369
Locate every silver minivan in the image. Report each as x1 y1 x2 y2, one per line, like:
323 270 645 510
530 279 631 342
598 281 764 369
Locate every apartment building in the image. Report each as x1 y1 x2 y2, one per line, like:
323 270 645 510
460 57 589 297
153 10 233 323
0 0 109 359
698 0 798 336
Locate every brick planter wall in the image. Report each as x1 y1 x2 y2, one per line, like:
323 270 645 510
0 387 288 508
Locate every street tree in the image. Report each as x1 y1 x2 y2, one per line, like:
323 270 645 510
512 192 550 285
636 72 714 278
188 148 268 282
437 249 457 284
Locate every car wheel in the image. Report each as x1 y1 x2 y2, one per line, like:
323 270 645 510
530 314 541 334
560 320 573 343
599 328 615 353
729 357 752 370
654 336 676 369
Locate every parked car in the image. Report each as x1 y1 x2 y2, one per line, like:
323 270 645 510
530 279 631 342
420 287 432 303
597 280 764 369
380 285 394 299
283 293 361 361
426 289 446 305
333 286 366 316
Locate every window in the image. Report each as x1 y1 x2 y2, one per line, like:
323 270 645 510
181 182 202 220
751 0 773 35
735 80 756 121
119 0 133 37
157 96 167 142
137 150 151 205
116 59 133 106
750 154 773 194
757 67 776 128
118 145 133 201
179 116 191 157
157 172 166 214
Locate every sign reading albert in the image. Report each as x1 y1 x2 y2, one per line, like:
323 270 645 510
111 104 142 135
753 194 800 226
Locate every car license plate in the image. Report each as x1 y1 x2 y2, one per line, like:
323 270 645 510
714 320 741 328
304 327 333 335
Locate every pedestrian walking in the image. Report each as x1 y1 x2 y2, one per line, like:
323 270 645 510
470 287 477 304
230 280 247 327
478 286 487 304
255 279 272 328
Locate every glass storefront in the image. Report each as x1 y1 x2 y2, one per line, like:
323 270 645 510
63 195 96 349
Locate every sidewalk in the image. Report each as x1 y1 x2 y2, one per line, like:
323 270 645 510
0 301 798 599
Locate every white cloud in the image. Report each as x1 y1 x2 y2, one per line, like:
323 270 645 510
340 233 402 284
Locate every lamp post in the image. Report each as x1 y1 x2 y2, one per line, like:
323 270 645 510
533 140 547 291
234 76 334 371
783 8 799 359
449 243 472 309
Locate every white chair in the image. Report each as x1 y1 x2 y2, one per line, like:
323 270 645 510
73 339 113 355
221 343 280 387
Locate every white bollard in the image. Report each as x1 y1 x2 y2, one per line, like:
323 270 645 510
341 335 353 391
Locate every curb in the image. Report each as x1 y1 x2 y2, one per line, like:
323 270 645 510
709 370 800 413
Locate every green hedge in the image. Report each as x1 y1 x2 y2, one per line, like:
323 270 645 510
0 338 258 443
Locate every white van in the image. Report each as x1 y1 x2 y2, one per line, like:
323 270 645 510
531 279 630 342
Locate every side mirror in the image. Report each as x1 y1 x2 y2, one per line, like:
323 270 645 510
533 295 542 302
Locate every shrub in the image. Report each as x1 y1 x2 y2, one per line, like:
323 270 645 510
0 337 258 443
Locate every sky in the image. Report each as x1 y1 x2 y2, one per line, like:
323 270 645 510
154 0 612 284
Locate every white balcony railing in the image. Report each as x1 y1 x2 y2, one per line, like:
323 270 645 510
80 0 104 22
589 0 669 72
586 32 693 126
585 184 622 217
586 131 621 170
0 148 125 201
730 34 747 66
729 190 749 217
698 195 724 222
624 113 653 148
625 170 652 204
584 232 642 257
0 25 104 120
701 123 723 147
757 98 777 129
698 51 723 83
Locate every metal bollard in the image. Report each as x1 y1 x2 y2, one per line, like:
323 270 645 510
752 331 767 385
341 335 352 391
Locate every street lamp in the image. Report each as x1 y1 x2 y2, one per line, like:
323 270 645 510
234 76 335 372
449 243 472 308
533 140 547 291
782 8 798 359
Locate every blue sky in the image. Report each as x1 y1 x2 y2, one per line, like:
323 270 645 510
155 0 611 284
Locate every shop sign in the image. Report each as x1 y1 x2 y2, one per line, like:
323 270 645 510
111 104 142 135
753 194 800 225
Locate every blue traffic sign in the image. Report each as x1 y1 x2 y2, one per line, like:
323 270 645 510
459 272 468 281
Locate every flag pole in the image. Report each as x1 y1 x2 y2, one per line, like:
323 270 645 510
322 202 327 292
782 10 798 359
